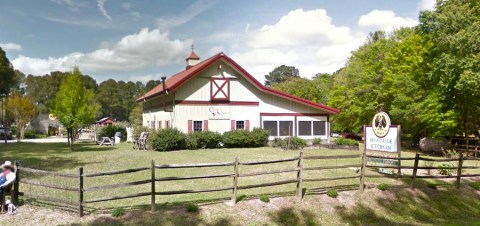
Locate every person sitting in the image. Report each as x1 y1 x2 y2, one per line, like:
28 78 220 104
0 161 16 198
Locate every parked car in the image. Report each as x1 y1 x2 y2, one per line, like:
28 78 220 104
0 127 13 140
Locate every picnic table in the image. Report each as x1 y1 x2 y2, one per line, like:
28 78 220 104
98 137 114 146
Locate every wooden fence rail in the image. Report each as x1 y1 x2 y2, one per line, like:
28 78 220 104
15 151 480 218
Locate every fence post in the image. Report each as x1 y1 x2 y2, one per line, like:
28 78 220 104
231 157 239 204
79 167 84 217
456 153 463 188
411 153 420 188
13 160 19 204
360 151 367 192
151 160 156 211
296 152 304 200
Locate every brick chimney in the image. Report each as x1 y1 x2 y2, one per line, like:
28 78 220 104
186 51 200 70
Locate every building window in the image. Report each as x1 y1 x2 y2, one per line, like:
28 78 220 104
263 121 278 136
165 120 170 128
210 78 230 101
151 121 156 130
158 121 162 129
298 121 312 136
279 121 293 136
147 121 150 129
313 121 326 136
236 121 245 130
193 121 203 132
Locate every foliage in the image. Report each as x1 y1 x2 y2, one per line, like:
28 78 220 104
24 130 48 139
186 203 199 213
264 65 300 86
271 137 307 150
111 207 125 217
186 131 222 149
438 163 453 176
377 183 388 191
5 94 37 140
427 183 437 190
129 103 144 138
326 189 338 198
0 47 15 96
334 138 359 146
272 76 332 104
99 124 127 141
236 194 247 202
259 194 270 203
52 67 100 149
150 128 187 151
312 138 322 145
222 128 269 148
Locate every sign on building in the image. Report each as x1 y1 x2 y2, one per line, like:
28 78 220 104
208 106 231 120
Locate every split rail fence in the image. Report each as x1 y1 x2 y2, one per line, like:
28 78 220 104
12 152 480 217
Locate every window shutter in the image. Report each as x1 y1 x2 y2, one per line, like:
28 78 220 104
231 120 235 131
245 120 250 131
188 120 192 133
204 120 208 131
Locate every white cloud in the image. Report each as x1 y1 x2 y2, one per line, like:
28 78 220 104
0 42 22 51
11 28 192 76
358 10 418 33
50 0 87 12
156 0 217 29
45 16 112 29
97 0 112 22
121 2 132 10
232 9 365 79
417 0 436 11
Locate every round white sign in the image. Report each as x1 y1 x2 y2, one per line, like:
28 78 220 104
372 111 391 138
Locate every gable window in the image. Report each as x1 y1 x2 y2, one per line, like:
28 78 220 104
193 121 203 132
210 78 230 101
236 121 245 130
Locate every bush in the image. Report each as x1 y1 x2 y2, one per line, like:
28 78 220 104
222 128 269 148
438 163 453 176
312 138 322 145
187 131 222 149
186 203 199 213
259 194 270 203
111 207 125 217
24 130 48 139
237 194 247 202
150 128 187 151
99 124 127 141
377 183 388 191
334 138 359 146
326 189 338 198
271 137 306 150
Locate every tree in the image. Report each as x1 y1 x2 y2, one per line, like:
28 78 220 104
273 76 332 104
5 94 37 140
53 67 100 149
419 0 480 137
0 47 15 96
264 65 300 86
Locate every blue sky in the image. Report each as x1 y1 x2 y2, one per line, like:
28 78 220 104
0 0 435 83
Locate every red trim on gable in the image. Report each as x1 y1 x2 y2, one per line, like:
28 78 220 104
260 113 329 117
175 100 259 106
137 52 339 114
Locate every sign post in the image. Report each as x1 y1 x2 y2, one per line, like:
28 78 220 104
364 112 401 176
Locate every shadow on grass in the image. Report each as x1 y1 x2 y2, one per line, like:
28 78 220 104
0 142 116 172
268 208 320 226
336 179 480 225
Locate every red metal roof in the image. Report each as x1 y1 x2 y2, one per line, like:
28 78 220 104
186 51 200 60
137 52 340 114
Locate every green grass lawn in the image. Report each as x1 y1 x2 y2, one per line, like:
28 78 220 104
1 141 480 225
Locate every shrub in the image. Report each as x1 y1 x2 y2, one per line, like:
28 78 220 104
150 128 186 151
24 130 48 139
312 138 322 145
99 124 127 141
334 138 359 146
271 137 306 150
187 131 222 149
377 183 388 191
343 133 362 141
186 203 199 213
259 194 270 203
438 163 453 176
111 207 125 217
237 194 247 202
427 183 437 189
326 189 338 198
222 128 269 148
